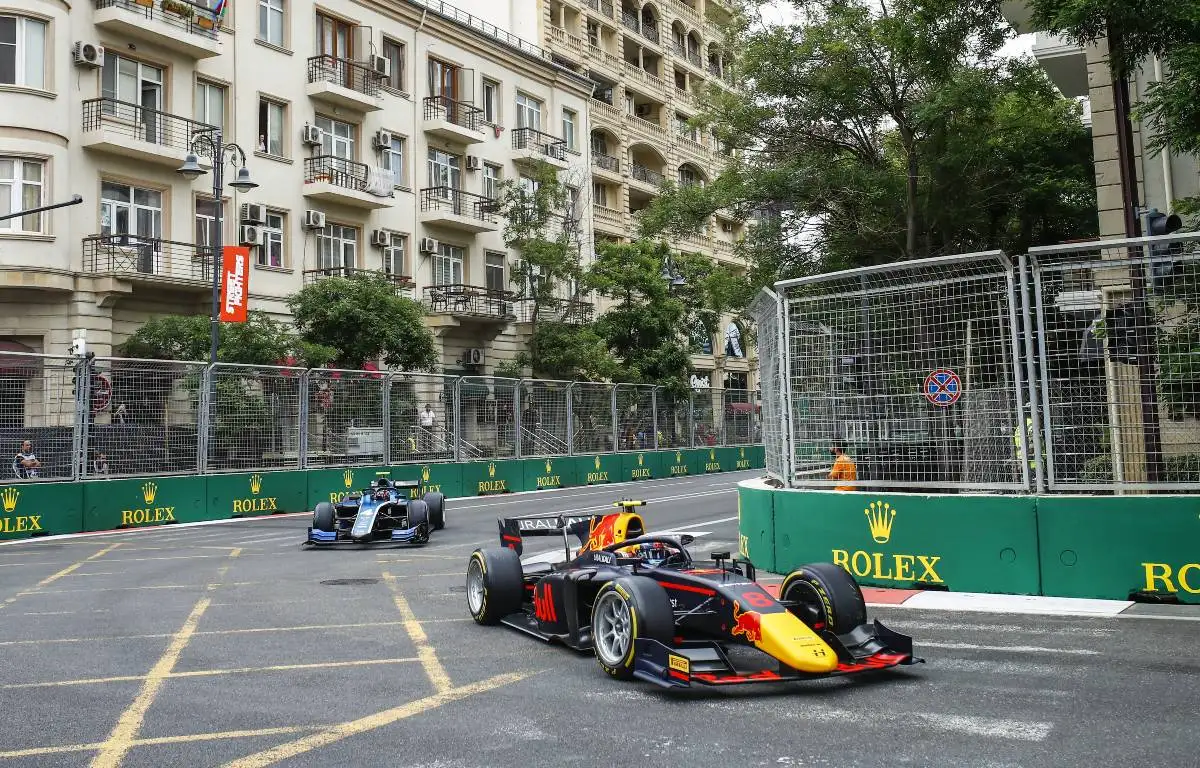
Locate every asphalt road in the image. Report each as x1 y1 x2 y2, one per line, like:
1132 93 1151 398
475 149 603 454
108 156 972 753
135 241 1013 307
0 471 1198 768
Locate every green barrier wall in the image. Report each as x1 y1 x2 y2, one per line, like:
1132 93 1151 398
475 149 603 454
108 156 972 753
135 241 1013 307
523 457 577 491
407 463 461 498
737 480 776 573
462 459 524 495
761 486 1041 595
0 481 83 540
699 447 726 473
663 449 693 477
620 451 661 482
209 471 308 517
576 453 620 485
306 466 392 508
84 475 208 531
1038 496 1200 604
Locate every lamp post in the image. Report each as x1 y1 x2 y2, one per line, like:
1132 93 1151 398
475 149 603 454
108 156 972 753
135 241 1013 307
176 129 257 364
660 256 686 289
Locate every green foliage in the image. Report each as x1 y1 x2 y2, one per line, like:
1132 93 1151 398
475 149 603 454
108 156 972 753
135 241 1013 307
286 272 437 371
117 311 335 366
507 322 620 382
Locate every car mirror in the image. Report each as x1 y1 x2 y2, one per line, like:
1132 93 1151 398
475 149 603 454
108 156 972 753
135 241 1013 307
680 535 695 545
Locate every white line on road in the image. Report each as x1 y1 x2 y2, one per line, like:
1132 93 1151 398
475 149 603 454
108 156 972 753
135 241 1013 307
918 641 1100 655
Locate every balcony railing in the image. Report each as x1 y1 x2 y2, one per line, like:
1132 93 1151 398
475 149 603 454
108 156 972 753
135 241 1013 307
423 95 482 130
423 284 516 320
592 152 620 173
304 155 395 196
81 98 217 154
586 0 614 17
630 163 665 187
94 0 218 40
511 127 568 161
420 187 498 222
82 235 213 282
515 297 595 325
622 12 659 44
307 55 381 97
303 267 414 296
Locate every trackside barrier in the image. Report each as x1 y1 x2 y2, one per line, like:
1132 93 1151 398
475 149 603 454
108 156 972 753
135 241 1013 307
0 481 83 540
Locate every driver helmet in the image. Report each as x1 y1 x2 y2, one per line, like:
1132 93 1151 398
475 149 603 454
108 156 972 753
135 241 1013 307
374 487 391 501
624 541 670 566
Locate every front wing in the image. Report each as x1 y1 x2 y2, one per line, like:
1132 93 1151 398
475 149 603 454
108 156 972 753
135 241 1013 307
304 524 427 546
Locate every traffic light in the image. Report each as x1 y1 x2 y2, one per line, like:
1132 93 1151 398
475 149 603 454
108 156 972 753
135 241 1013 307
1145 208 1183 289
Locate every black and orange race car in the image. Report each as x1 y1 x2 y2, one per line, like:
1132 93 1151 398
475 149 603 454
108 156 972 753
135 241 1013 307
465 500 922 688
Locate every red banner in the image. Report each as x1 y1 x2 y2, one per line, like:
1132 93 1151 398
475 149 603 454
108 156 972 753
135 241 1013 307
219 246 250 322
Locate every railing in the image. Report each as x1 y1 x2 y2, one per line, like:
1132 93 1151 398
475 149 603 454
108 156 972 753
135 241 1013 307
592 152 620 173
522 426 568 456
631 163 665 187
420 187 498 223
688 51 703 68
81 98 217 154
586 0 614 17
307 55 381 97
591 100 625 124
629 114 669 141
511 127 568 161
423 284 516 320
82 235 213 282
514 297 596 325
94 0 219 40
422 95 482 131
671 0 701 24
621 13 659 44
408 0 554 63
593 204 624 228
303 268 414 296
707 62 723 77
304 155 387 195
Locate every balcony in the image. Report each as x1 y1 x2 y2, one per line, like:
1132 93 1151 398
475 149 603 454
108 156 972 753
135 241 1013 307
590 99 626 127
515 297 595 325
93 0 221 59
81 98 217 168
82 235 213 288
622 12 660 45
586 0 615 18
423 285 516 323
628 115 669 143
303 156 395 210
592 204 625 232
623 61 667 95
419 188 500 233
547 25 585 61
630 163 665 189
422 96 485 144
306 55 382 112
591 152 621 179
670 0 701 24
303 267 414 297
1032 31 1088 98
511 128 570 169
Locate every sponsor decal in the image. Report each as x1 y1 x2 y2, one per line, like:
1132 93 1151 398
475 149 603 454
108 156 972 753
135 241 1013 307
735 447 751 470
218 246 250 322
233 473 279 515
533 581 557 622
730 600 763 642
536 459 561 489
0 487 41 534
479 462 507 494
705 448 721 472
586 455 610 484
630 452 651 479
419 465 442 494
121 482 176 527
669 450 689 476
830 501 943 584
1142 563 1200 594
668 654 690 674
591 550 616 565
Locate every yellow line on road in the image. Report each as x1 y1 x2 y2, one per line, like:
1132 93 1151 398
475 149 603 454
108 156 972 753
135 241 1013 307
382 571 451 694
0 542 122 611
0 725 326 760
223 672 531 768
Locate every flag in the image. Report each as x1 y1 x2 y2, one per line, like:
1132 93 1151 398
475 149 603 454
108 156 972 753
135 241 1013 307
219 246 250 322
211 0 227 23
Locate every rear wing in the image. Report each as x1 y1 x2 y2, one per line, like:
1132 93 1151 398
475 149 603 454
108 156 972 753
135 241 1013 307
498 514 603 557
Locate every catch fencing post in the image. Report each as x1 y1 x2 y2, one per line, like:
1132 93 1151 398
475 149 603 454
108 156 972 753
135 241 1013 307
566 382 576 456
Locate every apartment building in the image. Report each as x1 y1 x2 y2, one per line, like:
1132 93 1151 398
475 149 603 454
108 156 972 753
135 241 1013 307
448 0 756 394
0 0 595 376
1001 3 1200 238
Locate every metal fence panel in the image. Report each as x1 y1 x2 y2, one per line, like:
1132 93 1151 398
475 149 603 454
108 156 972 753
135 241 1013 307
749 289 789 481
721 388 760 446
206 364 304 472
615 383 656 451
0 352 77 480
305 368 387 467
458 376 518 459
571 382 615 453
388 373 456 463
655 389 690 449
691 387 719 446
521 379 570 457
778 251 1027 490
84 357 205 478
1029 232 1200 491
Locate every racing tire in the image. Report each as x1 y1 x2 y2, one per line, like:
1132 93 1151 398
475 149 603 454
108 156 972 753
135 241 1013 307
780 562 868 634
590 576 673 680
423 492 446 530
406 500 430 544
466 547 524 625
313 502 336 532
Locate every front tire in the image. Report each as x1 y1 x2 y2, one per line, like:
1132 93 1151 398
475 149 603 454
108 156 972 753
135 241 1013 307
313 502 335 532
780 562 868 634
467 548 524 624
423 492 446 530
406 500 430 544
590 577 673 680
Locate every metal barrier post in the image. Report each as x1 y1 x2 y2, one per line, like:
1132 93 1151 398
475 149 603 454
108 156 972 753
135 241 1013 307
1016 254 1040 492
383 372 393 466
566 382 575 456
610 385 619 453
453 377 462 463
298 370 311 470
198 364 212 474
688 389 695 448
72 354 92 481
651 386 659 449
514 381 523 459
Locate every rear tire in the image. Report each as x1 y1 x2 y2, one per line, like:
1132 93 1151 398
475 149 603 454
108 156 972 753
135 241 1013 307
313 502 335 532
780 562 867 634
591 577 673 680
423 491 446 530
467 547 524 624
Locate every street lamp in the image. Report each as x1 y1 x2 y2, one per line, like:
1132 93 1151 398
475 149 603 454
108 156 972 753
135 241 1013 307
176 129 257 364
661 256 686 288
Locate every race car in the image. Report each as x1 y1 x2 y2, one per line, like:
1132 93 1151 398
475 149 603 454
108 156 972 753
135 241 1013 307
466 500 921 687
304 474 446 546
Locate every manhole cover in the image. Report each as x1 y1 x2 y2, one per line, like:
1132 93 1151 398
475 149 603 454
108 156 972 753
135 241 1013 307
320 578 379 586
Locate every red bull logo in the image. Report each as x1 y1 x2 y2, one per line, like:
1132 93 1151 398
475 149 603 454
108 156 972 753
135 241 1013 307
730 600 763 643
581 514 621 552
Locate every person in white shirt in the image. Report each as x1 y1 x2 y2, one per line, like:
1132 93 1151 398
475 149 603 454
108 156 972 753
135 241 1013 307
418 404 436 452
13 440 39 479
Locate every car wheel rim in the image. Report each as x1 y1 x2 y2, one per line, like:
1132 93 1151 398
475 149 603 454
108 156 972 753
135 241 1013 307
467 559 485 614
785 579 826 628
593 591 632 665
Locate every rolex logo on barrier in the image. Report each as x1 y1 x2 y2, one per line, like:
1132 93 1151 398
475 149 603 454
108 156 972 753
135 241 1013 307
479 461 506 494
537 459 561 489
736 446 751 470
865 501 896 544
637 453 644 466
0 486 40 534
586 455 609 485
831 500 943 585
545 459 553 473
235 473 278 516
488 462 496 478
343 469 355 488
421 465 431 483
123 481 176 528
594 455 601 470
670 450 688 476
631 452 650 479
705 448 721 472
249 474 263 495
142 482 158 505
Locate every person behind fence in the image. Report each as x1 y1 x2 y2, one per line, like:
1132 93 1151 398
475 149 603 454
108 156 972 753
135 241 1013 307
93 452 110 476
13 440 40 479
418 404 436 452
828 442 856 491
1014 417 1036 472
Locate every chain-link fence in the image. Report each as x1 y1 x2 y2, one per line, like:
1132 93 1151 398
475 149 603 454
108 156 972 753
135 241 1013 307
571 382 614 453
749 289 788 482
388 373 456 463
615 384 656 451
521 380 570 457
656 392 691 449
304 368 387 467
206 364 306 472
721 388 760 446
691 387 719 447
459 376 518 459
0 352 76 480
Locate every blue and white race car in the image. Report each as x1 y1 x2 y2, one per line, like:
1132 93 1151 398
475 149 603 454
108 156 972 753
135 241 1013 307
304 476 446 546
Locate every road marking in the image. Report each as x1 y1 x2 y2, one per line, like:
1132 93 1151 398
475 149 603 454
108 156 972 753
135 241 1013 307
755 701 1053 742
222 672 532 768
0 620 418 647
22 581 261 595
0 542 122 611
919 641 1100 655
382 571 452 693
881 619 1117 636
0 726 327 759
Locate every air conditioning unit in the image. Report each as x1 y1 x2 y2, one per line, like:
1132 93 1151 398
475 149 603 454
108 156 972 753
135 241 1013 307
301 124 323 146
303 210 326 230
371 55 390 78
239 225 262 246
465 155 482 171
466 348 485 366
419 237 439 254
373 129 393 149
240 203 266 225
370 229 390 247
721 222 733 233
73 41 105 68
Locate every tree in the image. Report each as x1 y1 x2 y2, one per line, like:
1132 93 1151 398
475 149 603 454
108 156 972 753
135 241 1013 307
117 311 334 366
286 272 437 371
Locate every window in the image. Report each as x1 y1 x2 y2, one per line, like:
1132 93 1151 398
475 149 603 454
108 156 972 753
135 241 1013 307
592 182 607 208
315 12 353 59
428 57 459 101
381 38 405 92
317 222 357 272
380 133 406 188
562 108 577 151
586 21 599 47
515 93 542 130
427 149 460 194
481 79 499 123
433 242 464 285
316 115 355 159
383 232 407 276
0 157 44 233
257 0 285 46
482 163 501 200
679 166 698 187
195 81 226 130
260 210 285 267
0 15 46 89
194 197 225 249
102 56 163 116
485 251 505 293
100 182 162 241
258 98 286 156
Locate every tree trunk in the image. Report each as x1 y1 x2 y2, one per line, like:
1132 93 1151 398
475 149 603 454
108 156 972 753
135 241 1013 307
904 136 919 259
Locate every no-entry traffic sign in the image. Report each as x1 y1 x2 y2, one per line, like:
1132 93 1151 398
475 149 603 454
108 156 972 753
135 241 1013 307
923 369 961 406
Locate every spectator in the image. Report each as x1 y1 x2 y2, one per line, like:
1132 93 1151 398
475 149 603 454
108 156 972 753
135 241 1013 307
13 440 40 479
418 404 436 452
828 442 857 491
93 452 110 476
114 403 127 425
